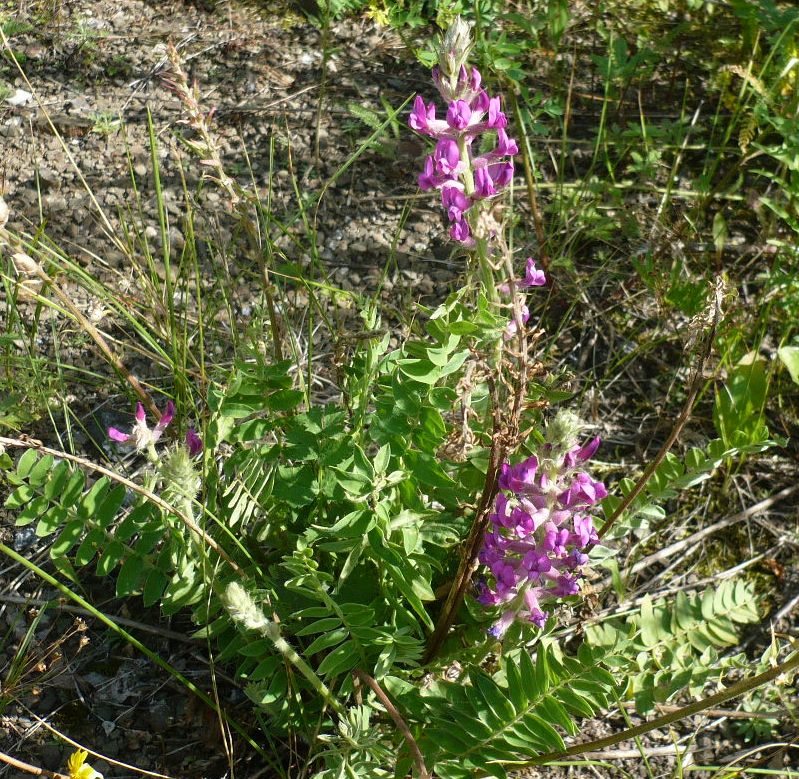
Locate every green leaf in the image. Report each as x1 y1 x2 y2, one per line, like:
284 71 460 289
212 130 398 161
317 640 359 677
778 345 799 384
95 484 127 528
43 461 71 500
305 629 350 656
35 506 67 537
96 541 126 576
143 569 167 607
50 521 84 558
16 449 39 479
116 556 144 596
5 484 34 509
27 455 54 486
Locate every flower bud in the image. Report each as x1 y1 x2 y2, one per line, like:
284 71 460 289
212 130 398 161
0 195 9 230
160 444 200 503
224 581 276 635
546 410 583 454
437 16 473 97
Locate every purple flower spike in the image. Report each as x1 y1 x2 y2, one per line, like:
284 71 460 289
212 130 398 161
478 423 608 638
186 428 203 457
410 51 521 243
108 399 174 452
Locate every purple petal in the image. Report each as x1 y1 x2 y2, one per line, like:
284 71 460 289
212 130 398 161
434 139 461 176
186 428 203 456
520 257 546 288
450 216 471 243
473 167 496 199
469 67 481 92
487 97 507 129
495 128 518 157
576 436 601 462
157 400 175 430
446 99 472 130
135 402 146 422
108 427 131 443
418 156 438 191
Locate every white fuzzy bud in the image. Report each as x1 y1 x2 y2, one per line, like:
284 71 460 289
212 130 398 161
546 410 583 452
160 445 200 503
223 582 279 639
0 196 9 230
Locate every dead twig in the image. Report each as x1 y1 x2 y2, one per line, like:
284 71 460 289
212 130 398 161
596 278 722 542
0 751 68 779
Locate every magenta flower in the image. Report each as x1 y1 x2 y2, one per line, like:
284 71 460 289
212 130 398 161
473 166 496 199
409 61 519 244
108 401 174 451
434 139 462 176
441 186 470 221
478 422 607 638
450 216 471 243
487 96 508 129
519 257 547 288
446 99 472 130
493 128 518 157
185 428 203 457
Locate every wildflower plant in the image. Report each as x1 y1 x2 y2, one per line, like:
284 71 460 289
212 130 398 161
2 15 798 779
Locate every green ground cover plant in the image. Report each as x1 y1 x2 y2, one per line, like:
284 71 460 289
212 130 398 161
1 0 799 777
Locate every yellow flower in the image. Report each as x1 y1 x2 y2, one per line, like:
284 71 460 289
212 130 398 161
66 750 104 779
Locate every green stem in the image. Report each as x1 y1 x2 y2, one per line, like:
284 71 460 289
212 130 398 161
261 622 348 719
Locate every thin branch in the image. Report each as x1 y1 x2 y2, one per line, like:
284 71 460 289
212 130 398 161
423 376 504 663
355 670 430 779
0 750 68 779
597 286 720 542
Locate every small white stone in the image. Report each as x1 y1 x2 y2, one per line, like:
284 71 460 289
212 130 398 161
4 89 33 107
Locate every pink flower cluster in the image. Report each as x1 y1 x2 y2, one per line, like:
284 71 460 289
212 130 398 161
409 65 517 244
478 435 607 637
108 401 202 456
